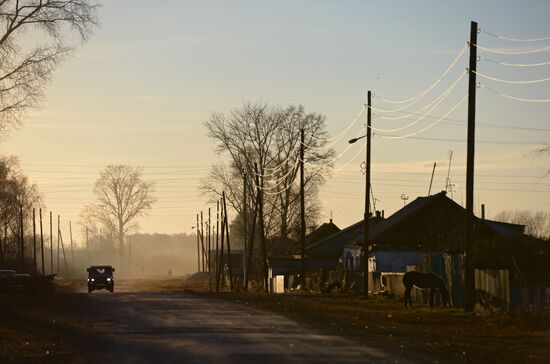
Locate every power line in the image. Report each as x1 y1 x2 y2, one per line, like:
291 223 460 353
379 44 467 105
482 84 550 103
379 95 468 138
481 29 550 42
377 71 466 120
473 43 550 55
482 57 550 68
473 70 550 84
380 134 546 145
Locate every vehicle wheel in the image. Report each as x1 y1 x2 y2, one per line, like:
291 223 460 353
109 288 113 293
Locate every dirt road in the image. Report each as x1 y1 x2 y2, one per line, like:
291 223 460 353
16 282 407 363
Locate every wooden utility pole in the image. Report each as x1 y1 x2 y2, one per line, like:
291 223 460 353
243 175 247 288
69 221 74 266
363 91 372 299
39 209 45 275
86 227 89 267
33 208 37 275
201 211 205 272
245 172 260 292
218 200 225 288
49 212 53 274
59 229 69 276
255 163 269 293
19 205 24 274
208 207 212 292
218 200 220 292
222 192 234 290
196 214 200 272
300 128 306 289
465 20 478 312
57 215 60 274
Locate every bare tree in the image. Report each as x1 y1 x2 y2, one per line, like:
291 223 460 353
81 165 155 262
0 0 99 138
495 210 550 239
0 155 41 265
202 102 335 245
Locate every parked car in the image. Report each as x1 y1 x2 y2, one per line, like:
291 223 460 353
87 265 115 293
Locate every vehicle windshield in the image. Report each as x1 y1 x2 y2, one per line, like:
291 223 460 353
89 267 113 276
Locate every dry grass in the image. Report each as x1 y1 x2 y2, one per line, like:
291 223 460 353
183 274 549 364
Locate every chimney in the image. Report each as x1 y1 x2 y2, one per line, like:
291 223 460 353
481 204 485 220
375 210 381 218
382 210 385 218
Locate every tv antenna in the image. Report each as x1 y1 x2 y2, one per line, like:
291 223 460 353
445 151 455 199
400 193 409 207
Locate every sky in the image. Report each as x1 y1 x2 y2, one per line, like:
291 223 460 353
3 0 550 246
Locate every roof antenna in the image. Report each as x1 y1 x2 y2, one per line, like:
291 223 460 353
445 151 455 199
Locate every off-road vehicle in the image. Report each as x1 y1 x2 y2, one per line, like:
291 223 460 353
87 265 115 293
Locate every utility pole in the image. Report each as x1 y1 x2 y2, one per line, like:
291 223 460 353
49 211 53 275
208 207 212 292
218 200 225 288
57 215 60 274
19 205 24 274
215 201 220 291
59 228 69 276
69 221 74 267
465 20 478 312
255 163 269 293
196 214 200 273
300 128 306 289
243 175 247 288
128 235 132 276
40 209 45 276
363 91 372 299
245 170 260 292
223 192 234 291
428 162 437 196
33 208 37 275
86 227 89 267
200 211 205 272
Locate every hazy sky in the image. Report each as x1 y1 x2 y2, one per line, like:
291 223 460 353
4 0 550 245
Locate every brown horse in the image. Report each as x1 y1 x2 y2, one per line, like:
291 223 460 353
402 271 450 308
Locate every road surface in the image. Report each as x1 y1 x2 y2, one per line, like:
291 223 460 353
44 288 406 363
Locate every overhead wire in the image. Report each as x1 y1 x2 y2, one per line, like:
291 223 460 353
261 157 300 189
378 44 467 105
481 29 550 42
473 70 550 84
473 43 550 55
305 105 366 149
482 57 550 68
331 143 367 174
256 143 301 177
481 84 550 103
377 71 467 121
380 94 468 139
303 142 355 167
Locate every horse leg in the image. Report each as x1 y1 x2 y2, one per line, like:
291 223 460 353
429 288 435 307
404 287 409 308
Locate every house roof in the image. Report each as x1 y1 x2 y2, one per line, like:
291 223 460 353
307 191 526 254
306 218 380 255
306 220 341 245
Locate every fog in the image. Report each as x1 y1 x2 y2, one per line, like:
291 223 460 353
34 232 200 279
